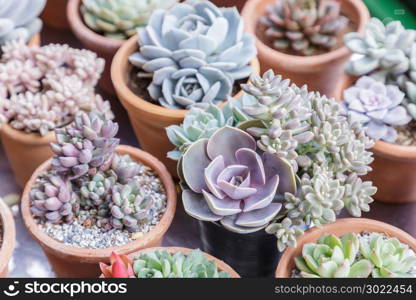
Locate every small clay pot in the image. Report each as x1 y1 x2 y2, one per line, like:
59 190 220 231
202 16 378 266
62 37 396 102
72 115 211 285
0 198 16 278
41 0 70 30
111 35 260 177
104 246 240 278
242 0 370 97
21 145 177 278
334 75 416 203
67 0 124 95
275 218 416 278
0 124 55 188
211 0 248 11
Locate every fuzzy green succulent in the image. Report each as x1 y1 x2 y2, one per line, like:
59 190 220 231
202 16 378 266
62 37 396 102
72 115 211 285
295 233 373 278
261 0 349 56
133 250 230 278
360 233 416 278
81 0 177 40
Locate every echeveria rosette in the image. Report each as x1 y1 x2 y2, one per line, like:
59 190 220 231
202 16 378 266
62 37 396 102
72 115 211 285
129 0 256 109
179 126 297 234
342 76 411 143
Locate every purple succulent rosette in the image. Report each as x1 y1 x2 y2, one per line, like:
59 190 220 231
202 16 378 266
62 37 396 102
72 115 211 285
179 126 296 233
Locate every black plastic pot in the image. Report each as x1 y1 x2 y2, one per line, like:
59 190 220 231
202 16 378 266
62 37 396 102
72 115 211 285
198 220 281 278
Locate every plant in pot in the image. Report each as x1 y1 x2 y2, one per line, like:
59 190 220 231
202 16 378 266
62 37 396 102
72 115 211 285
241 0 370 96
67 0 177 95
21 110 177 278
99 247 239 278
167 70 377 277
112 0 259 177
0 0 45 51
276 218 416 278
0 40 108 187
0 197 16 277
336 18 416 203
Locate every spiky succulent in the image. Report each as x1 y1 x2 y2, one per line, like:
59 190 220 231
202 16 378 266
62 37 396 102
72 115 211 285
360 233 416 278
133 250 230 278
341 76 411 143
345 18 416 119
81 0 177 40
295 233 373 278
30 173 80 224
261 0 349 56
129 0 256 109
0 0 45 47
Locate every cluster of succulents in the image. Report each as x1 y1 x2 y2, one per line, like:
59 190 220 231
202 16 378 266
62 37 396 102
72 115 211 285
345 18 416 119
100 250 230 278
81 0 177 40
0 0 45 47
168 70 376 250
295 232 416 278
260 0 349 56
341 76 412 143
129 0 256 109
30 111 167 234
0 41 108 135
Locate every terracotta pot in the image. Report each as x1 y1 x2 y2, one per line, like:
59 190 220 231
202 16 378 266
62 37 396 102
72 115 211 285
21 145 177 278
275 218 416 278
334 74 416 203
0 198 16 278
28 34 41 47
211 0 248 11
41 0 70 30
242 0 370 97
67 0 124 95
0 124 55 188
112 35 260 177
102 246 240 278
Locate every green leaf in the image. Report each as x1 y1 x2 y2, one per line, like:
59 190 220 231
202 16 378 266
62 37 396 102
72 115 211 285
349 260 373 278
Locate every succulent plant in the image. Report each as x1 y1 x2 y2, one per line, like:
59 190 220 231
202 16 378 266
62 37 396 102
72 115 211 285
81 0 177 40
260 0 349 56
360 233 416 278
265 217 304 251
111 154 141 183
30 173 80 224
179 126 297 233
341 76 411 143
50 111 120 179
295 233 373 278
79 171 116 209
100 252 135 278
129 0 256 109
133 249 230 278
345 18 416 119
0 0 45 46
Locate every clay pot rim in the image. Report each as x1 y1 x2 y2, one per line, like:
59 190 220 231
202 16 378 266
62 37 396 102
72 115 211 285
111 34 261 119
21 144 177 263
275 218 416 278
123 246 240 278
67 0 124 52
0 124 55 146
0 198 16 275
242 0 370 70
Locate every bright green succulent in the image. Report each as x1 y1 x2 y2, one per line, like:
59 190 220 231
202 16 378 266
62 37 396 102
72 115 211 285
133 250 230 278
295 233 373 278
360 233 416 278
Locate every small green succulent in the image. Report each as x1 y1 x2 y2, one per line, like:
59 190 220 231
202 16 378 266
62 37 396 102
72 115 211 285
133 250 230 278
295 233 373 278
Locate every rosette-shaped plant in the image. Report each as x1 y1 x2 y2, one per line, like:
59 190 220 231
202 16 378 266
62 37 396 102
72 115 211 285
100 252 135 278
0 0 45 46
179 126 297 233
81 0 177 40
295 233 373 278
30 173 79 224
79 171 116 209
111 154 141 183
129 0 256 109
261 0 349 56
341 76 411 142
133 250 230 278
51 111 120 179
360 233 416 278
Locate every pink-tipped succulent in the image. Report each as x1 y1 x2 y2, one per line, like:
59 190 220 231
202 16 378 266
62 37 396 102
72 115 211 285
100 252 135 278
179 126 297 233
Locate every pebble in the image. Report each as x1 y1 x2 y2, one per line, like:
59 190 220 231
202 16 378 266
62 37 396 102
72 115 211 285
395 122 416 146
